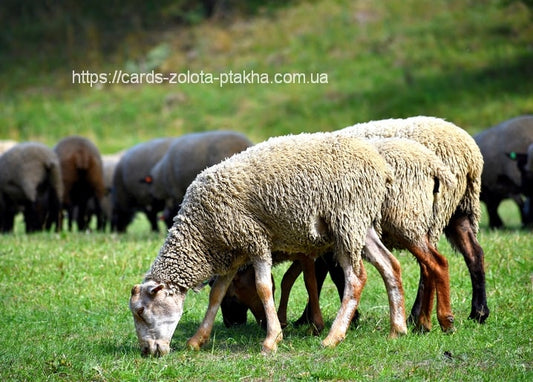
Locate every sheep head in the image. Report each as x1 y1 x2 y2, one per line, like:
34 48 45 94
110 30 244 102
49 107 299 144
129 280 185 357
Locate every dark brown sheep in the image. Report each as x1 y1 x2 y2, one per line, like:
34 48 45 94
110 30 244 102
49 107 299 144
54 136 105 231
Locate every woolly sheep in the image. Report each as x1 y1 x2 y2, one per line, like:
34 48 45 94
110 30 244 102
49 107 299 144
474 115 533 228
148 131 253 228
226 137 458 334
341 116 489 324
130 132 395 356
112 138 175 232
54 136 105 231
0 142 63 233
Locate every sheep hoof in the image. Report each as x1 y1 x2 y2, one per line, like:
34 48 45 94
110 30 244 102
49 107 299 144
186 339 202 351
261 343 278 355
389 326 407 339
321 335 343 348
469 308 489 323
413 324 431 334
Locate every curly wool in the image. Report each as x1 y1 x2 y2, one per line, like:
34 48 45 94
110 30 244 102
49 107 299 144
341 116 483 236
145 132 392 290
367 138 457 248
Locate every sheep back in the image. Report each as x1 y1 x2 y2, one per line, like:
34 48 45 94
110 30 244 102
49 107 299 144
369 138 457 247
148 132 392 288
341 116 483 234
0 142 63 231
54 135 105 205
0 142 63 203
149 131 253 220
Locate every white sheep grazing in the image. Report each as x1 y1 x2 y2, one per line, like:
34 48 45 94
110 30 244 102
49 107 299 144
130 132 394 356
341 116 489 326
277 137 457 334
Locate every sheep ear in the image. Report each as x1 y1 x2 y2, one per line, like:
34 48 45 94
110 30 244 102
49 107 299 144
149 284 165 295
131 285 141 296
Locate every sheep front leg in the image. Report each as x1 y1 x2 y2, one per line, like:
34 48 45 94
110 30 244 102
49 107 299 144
301 256 325 334
254 260 282 354
322 258 366 348
363 227 407 338
187 271 236 350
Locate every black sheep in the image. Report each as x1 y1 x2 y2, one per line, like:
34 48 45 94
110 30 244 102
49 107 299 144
474 115 533 228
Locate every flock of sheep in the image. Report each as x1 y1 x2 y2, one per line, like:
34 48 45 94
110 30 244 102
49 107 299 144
1 115 532 357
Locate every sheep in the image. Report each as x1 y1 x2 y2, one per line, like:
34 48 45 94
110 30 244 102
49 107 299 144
474 115 533 228
130 132 396 356
54 136 105 231
0 142 63 233
112 138 175 232
340 116 489 325
84 152 124 231
224 137 458 334
147 131 253 228
0 140 17 156
508 143 533 226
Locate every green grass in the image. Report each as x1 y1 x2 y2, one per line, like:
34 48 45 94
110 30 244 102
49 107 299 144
1 0 532 380
0 206 532 381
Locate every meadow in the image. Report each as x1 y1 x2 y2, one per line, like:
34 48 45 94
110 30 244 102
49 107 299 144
0 203 531 381
1 0 532 380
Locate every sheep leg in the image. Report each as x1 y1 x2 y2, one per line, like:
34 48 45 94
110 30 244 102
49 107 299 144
363 227 407 338
322 258 366 348
445 215 489 323
408 261 435 332
278 261 302 328
407 241 455 333
254 260 283 354
295 254 331 326
300 256 325 335
187 271 237 350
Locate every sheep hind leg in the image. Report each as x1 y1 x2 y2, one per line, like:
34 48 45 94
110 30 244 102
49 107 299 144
445 215 489 323
408 262 435 333
322 258 366 348
186 270 237 350
363 227 407 338
254 260 283 354
407 242 455 333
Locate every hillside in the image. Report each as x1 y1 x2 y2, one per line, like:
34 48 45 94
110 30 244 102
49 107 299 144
1 0 532 153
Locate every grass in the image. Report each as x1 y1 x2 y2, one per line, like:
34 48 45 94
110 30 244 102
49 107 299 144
1 0 533 380
0 205 532 381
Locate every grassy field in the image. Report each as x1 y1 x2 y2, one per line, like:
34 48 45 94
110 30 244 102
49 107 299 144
0 203 531 381
1 0 533 380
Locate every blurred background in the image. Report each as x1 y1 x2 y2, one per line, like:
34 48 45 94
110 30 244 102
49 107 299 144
1 0 532 153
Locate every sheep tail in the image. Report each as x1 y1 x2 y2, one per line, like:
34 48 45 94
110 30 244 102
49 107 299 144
75 151 91 170
47 159 64 201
